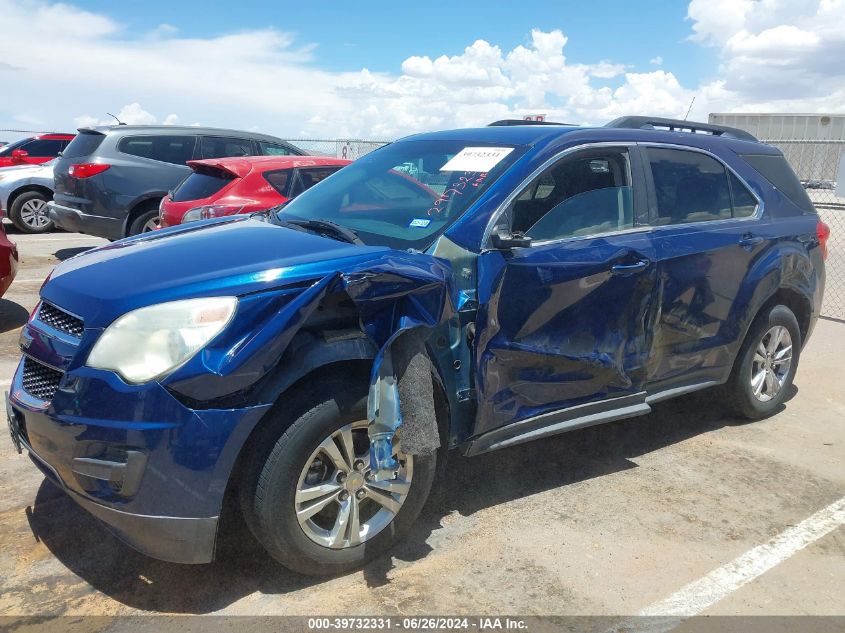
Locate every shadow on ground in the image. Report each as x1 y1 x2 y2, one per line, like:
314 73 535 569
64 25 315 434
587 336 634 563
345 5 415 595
24 386 796 614
55 247 96 261
0 298 30 333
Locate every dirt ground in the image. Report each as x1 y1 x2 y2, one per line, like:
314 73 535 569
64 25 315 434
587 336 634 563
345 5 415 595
0 227 843 621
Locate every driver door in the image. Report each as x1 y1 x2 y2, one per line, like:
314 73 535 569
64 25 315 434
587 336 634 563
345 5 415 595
473 144 658 441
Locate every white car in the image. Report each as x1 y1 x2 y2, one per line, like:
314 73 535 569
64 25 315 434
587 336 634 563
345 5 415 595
0 159 56 233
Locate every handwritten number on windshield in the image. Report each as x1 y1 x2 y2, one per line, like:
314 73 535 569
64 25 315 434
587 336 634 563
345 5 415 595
426 172 487 217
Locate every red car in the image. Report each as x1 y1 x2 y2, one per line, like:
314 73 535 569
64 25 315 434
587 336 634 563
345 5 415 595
0 219 18 296
0 133 75 168
159 156 351 227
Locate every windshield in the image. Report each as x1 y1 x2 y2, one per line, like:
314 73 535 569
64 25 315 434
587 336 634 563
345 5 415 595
278 139 524 250
0 138 28 157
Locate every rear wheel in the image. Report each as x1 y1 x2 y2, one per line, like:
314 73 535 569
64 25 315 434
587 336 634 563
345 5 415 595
128 207 160 236
10 191 54 233
724 304 801 419
240 376 437 576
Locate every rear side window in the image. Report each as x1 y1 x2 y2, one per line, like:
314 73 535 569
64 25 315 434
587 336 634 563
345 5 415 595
259 141 297 156
171 170 234 202
200 137 255 159
263 169 292 196
61 132 105 159
739 153 815 213
21 139 65 157
289 167 342 197
647 148 732 225
118 135 196 165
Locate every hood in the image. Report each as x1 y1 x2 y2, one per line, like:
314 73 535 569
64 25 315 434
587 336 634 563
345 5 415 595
42 216 390 327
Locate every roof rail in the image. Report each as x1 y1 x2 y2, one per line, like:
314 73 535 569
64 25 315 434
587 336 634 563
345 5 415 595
605 116 758 142
487 119 574 127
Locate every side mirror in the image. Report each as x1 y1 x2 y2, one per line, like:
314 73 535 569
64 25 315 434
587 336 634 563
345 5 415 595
491 228 532 250
10 149 28 162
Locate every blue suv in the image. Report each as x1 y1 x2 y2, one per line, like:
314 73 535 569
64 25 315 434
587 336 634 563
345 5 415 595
6 117 828 575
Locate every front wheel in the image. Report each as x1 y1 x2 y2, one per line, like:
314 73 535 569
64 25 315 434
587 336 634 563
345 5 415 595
724 304 801 419
240 377 437 576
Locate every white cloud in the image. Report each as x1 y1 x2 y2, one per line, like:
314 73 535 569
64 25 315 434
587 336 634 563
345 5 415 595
0 0 841 141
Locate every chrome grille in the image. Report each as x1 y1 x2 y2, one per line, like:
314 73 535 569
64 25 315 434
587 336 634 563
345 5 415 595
21 356 63 401
38 302 84 337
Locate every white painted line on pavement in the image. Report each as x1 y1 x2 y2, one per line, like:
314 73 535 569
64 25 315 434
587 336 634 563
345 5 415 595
610 496 845 632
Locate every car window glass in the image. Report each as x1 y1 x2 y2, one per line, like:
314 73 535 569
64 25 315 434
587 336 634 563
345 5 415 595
200 137 255 159
647 148 732 225
506 148 634 241
118 135 196 165
171 170 234 202
259 141 294 156
739 153 814 213
20 139 64 157
63 132 105 158
730 172 758 218
263 169 291 196
289 167 342 197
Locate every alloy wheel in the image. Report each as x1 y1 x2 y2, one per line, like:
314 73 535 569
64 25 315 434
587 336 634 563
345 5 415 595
294 420 413 549
750 325 793 402
20 198 51 230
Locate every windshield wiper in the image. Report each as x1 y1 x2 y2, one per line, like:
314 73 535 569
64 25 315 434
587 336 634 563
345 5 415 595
280 218 364 245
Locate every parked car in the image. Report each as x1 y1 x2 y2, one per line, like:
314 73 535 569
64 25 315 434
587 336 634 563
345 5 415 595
159 156 350 228
0 160 57 233
0 133 74 169
8 116 828 576
0 220 18 296
49 126 304 240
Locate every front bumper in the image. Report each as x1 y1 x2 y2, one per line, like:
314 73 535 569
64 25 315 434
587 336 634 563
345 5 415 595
8 332 271 563
48 202 123 241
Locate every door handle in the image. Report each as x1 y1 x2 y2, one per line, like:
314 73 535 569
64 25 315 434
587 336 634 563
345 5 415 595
611 259 650 275
739 233 764 249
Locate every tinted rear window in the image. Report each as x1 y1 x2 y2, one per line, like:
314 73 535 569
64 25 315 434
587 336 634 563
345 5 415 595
117 135 196 165
61 132 105 158
739 153 815 213
172 170 234 202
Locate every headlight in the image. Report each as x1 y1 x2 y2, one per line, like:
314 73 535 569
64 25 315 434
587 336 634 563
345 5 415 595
87 297 238 384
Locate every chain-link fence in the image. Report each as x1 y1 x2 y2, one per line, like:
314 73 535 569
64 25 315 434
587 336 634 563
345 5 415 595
284 139 390 160
761 139 845 320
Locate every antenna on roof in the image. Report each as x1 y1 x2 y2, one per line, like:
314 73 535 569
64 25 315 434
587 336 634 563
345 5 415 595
683 96 696 121
106 112 126 126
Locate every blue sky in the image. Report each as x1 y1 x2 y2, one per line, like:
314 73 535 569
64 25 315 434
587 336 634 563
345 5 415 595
0 0 841 139
71 0 711 83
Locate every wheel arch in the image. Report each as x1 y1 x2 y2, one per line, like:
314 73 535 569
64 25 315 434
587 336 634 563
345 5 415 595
8 184 54 212
219 345 451 538
123 195 164 236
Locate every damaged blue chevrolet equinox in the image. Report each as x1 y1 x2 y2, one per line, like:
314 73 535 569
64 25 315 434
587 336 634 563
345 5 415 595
7 117 828 575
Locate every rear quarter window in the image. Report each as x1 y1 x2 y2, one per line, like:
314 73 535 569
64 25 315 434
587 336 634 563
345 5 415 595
61 132 105 159
739 153 815 213
118 135 196 165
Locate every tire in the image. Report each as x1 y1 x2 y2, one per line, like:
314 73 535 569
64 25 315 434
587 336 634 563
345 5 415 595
240 374 438 576
724 304 801 420
127 207 160 236
9 191 54 234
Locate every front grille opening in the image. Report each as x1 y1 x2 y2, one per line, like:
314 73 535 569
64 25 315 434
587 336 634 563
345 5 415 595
21 356 63 401
38 302 84 337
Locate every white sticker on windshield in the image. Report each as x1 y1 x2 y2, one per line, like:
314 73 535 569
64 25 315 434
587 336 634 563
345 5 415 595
440 147 514 172
409 218 432 228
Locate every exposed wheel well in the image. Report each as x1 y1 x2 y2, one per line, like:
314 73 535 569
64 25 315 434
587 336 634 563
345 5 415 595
8 185 53 212
124 198 162 236
760 287 812 346
219 356 450 539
